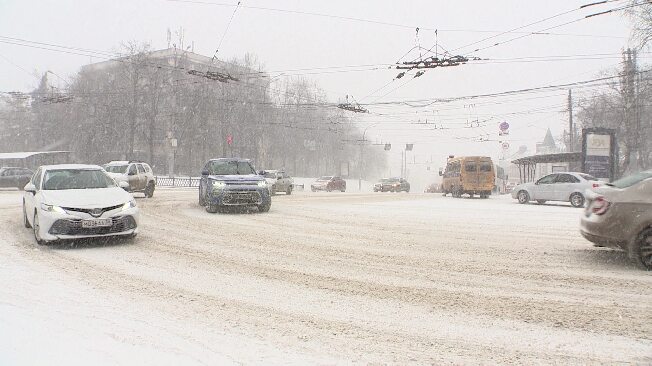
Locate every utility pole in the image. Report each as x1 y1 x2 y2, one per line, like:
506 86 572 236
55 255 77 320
568 89 573 152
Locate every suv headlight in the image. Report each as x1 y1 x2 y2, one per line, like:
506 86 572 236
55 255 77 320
212 181 226 192
121 199 136 211
41 203 66 214
257 180 267 187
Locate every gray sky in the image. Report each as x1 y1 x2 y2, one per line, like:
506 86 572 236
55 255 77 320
0 0 643 176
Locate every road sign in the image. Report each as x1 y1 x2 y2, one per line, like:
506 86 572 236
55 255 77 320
384 143 391 151
405 143 413 151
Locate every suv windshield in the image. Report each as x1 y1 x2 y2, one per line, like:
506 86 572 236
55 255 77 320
264 172 277 178
42 169 117 190
104 165 129 174
207 160 256 175
608 170 652 189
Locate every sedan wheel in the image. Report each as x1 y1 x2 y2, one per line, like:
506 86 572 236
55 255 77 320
634 229 652 270
33 213 45 245
23 203 31 228
517 190 530 204
570 193 584 208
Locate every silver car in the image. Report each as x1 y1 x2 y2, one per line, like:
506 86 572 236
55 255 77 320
580 170 652 269
511 172 602 207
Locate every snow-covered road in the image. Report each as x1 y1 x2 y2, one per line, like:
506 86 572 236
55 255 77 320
1 188 650 365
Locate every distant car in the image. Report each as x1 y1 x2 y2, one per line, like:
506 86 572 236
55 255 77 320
311 176 346 192
104 161 156 198
262 169 293 195
511 172 602 207
0 167 33 190
581 170 652 270
374 177 410 193
22 164 139 245
425 182 441 193
198 158 271 213
505 182 518 194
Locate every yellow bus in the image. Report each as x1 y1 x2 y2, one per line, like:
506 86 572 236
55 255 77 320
439 156 496 198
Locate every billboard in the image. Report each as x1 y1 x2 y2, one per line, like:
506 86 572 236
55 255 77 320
582 128 616 181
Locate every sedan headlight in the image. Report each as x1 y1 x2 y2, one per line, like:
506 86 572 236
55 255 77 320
121 199 137 211
257 180 267 187
41 203 66 214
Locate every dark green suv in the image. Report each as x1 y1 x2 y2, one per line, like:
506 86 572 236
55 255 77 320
198 158 272 213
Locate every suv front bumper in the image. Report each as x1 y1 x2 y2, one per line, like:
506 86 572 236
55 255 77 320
208 186 271 206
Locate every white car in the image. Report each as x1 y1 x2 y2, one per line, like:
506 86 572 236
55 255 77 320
511 172 602 207
104 160 156 198
22 164 139 245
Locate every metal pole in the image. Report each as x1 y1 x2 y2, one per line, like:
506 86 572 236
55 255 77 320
358 142 363 191
568 89 573 152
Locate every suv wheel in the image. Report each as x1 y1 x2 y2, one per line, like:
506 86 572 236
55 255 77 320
570 192 584 208
206 203 220 213
633 228 652 270
144 182 155 198
198 187 206 206
258 201 271 212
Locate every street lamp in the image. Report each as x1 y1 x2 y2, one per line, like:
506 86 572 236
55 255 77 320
359 123 379 191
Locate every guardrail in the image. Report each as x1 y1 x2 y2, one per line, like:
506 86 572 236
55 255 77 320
155 176 200 188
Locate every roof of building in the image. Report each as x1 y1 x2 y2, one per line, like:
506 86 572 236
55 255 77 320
0 151 71 160
540 128 556 148
512 152 581 165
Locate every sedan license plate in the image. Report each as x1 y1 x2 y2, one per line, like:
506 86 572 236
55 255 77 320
81 218 112 228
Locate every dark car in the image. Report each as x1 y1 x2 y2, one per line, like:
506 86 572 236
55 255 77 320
581 170 652 270
198 158 272 213
311 176 346 192
0 167 33 190
373 177 410 193
425 182 441 193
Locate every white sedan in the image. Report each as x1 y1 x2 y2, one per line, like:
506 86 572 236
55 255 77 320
22 164 139 245
511 172 602 207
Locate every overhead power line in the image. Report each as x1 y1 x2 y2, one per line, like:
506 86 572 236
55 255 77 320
163 0 627 39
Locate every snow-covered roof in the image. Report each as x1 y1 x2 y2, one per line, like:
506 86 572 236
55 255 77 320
0 151 70 160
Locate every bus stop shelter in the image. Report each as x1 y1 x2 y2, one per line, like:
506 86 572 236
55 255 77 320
0 151 72 170
512 152 581 183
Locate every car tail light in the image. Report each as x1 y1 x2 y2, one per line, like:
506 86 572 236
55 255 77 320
591 196 610 215
592 183 601 188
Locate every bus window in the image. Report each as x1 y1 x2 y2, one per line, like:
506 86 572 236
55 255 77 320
480 162 492 172
465 161 476 172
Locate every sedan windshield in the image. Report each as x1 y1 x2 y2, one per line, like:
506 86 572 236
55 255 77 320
42 169 117 190
318 176 333 181
207 160 256 175
104 165 128 174
607 170 652 189
579 173 599 181
264 172 277 178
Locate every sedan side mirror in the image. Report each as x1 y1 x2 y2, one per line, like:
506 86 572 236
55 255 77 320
119 181 129 190
201 169 209 176
24 183 36 194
